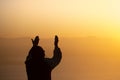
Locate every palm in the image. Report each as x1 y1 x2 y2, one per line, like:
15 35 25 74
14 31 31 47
54 35 59 47
32 36 39 46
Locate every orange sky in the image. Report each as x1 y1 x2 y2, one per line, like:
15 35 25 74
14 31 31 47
0 1 120 80
0 0 120 38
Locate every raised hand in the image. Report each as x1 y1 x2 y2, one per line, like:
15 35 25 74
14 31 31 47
54 35 59 47
31 36 39 46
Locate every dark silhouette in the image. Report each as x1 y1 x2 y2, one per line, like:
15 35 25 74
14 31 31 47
25 35 62 80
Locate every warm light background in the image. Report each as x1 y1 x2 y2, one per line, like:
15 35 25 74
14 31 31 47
0 0 120 38
0 0 120 80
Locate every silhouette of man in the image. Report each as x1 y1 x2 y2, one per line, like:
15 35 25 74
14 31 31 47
25 35 62 80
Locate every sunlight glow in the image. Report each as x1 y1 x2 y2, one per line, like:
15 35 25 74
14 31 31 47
0 0 120 38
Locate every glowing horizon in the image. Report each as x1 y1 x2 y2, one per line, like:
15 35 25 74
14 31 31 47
0 0 120 38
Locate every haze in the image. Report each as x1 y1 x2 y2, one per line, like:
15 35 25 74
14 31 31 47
0 0 120 38
0 38 120 80
0 0 120 80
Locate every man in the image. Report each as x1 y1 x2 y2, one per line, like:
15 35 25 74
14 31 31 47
25 35 62 80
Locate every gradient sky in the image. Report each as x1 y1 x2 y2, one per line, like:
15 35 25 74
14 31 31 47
0 0 120 38
1 1 120 80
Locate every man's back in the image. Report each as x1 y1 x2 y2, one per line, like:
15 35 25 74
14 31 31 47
25 36 62 80
25 46 52 80
28 59 51 80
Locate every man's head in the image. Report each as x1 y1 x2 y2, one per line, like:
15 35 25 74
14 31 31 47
31 46 45 60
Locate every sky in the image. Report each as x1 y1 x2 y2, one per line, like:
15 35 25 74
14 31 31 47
0 0 120 38
1 1 120 80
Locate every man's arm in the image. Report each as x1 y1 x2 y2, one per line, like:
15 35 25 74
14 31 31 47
45 35 62 69
25 36 40 64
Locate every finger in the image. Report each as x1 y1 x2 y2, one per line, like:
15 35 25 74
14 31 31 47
55 35 58 42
